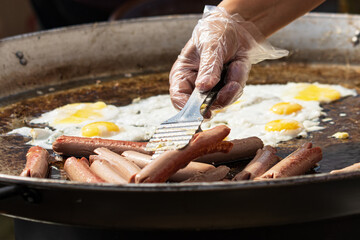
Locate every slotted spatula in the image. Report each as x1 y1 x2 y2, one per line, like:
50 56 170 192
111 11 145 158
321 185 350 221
145 68 227 160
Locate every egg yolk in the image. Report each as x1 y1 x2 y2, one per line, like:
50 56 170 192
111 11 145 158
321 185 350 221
332 132 349 139
81 121 121 137
270 102 303 115
53 102 107 125
265 119 301 132
295 84 341 102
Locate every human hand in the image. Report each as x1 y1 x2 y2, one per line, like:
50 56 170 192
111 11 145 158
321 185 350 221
169 5 288 112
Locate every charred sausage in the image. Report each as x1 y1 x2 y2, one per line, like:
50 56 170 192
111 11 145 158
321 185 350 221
132 125 233 183
20 146 49 178
52 135 152 157
183 165 230 183
233 145 280 181
194 137 263 164
121 150 216 182
255 142 322 180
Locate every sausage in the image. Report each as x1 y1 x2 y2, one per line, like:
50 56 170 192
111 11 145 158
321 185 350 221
132 125 233 183
20 146 49 178
121 151 151 168
194 137 263 164
94 147 141 181
90 159 127 184
121 150 216 182
64 157 105 183
330 163 360 174
52 135 152 157
88 154 102 164
255 142 322 180
183 165 230 183
232 145 280 181
171 162 216 182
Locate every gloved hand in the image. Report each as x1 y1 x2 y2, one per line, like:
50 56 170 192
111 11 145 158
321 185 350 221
169 5 288 112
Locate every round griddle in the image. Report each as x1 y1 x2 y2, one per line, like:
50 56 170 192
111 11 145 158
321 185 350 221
0 13 359 230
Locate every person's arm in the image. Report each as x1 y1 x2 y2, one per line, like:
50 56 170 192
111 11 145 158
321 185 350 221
169 0 325 112
219 0 325 37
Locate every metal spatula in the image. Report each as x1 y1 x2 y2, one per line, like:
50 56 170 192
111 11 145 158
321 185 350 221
145 68 227 160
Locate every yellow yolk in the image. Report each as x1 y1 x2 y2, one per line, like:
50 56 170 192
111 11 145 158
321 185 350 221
265 119 301 132
81 121 121 137
53 102 107 125
270 102 303 115
295 84 341 102
332 132 349 139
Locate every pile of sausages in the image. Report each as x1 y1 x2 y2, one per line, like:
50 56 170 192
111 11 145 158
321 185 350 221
20 124 356 184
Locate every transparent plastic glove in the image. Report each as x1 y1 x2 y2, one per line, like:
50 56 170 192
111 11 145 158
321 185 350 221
169 5 289 112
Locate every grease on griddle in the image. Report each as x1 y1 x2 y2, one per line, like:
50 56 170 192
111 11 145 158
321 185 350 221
0 67 359 176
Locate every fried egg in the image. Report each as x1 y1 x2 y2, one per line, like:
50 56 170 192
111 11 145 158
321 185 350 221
8 82 357 148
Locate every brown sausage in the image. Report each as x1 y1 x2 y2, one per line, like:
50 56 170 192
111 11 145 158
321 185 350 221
20 146 49 178
171 162 216 182
90 159 127 184
64 157 105 183
330 163 360 174
121 150 216 182
132 125 233 183
94 147 141 181
194 137 263 164
183 165 230 183
233 145 280 181
255 142 322 180
52 135 152 157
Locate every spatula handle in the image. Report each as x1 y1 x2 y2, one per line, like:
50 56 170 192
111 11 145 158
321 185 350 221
166 66 228 123
200 65 228 116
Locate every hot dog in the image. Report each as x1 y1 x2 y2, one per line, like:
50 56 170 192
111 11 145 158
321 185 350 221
94 147 141 181
255 142 322 180
120 151 151 168
330 163 360 174
90 159 128 184
183 165 230 183
233 145 280 181
194 137 263 164
20 146 49 178
132 125 233 183
52 135 152 157
64 156 105 183
121 150 216 182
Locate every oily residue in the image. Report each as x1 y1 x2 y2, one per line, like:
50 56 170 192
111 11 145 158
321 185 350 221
0 63 359 176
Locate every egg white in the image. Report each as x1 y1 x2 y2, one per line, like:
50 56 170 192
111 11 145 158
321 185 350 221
8 83 357 149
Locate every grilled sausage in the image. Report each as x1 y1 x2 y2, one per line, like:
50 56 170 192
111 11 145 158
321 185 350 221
90 159 127 184
121 150 216 182
330 163 360 174
183 165 230 183
194 136 263 164
132 125 233 183
94 147 141 181
64 157 105 183
20 146 49 178
52 135 151 157
255 142 322 180
233 145 280 181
